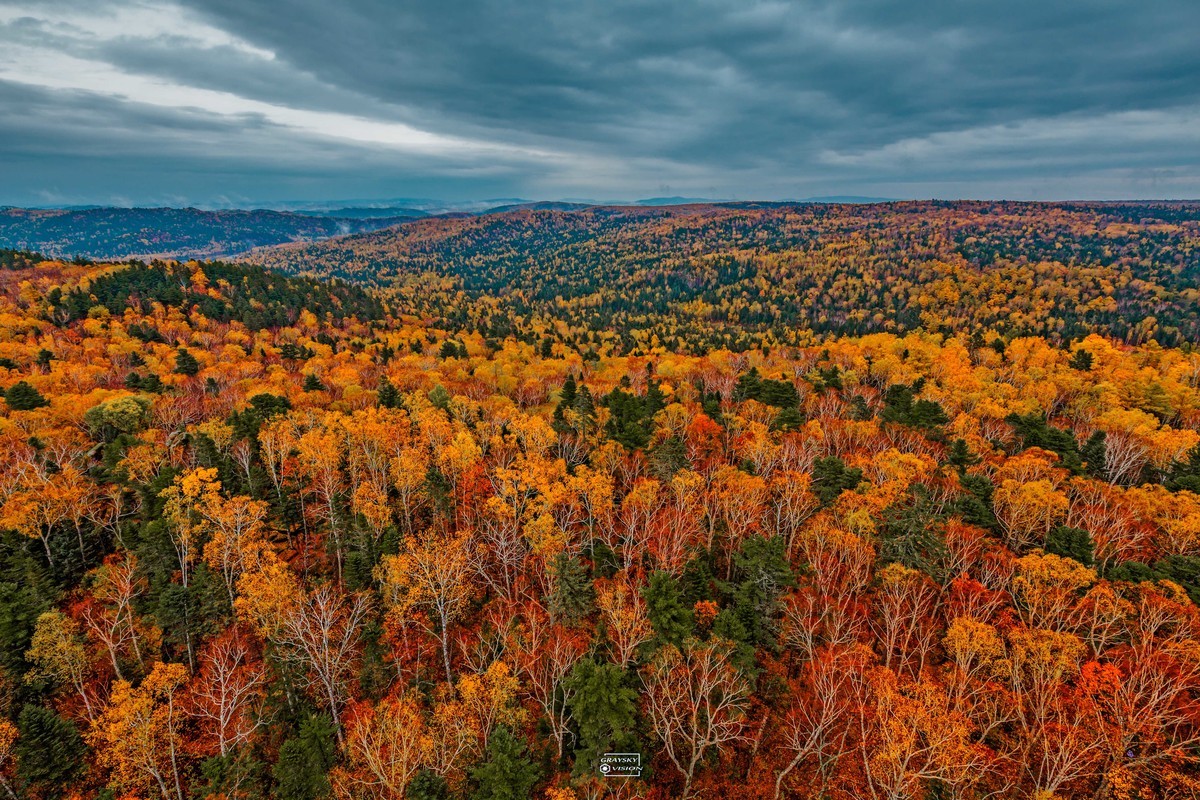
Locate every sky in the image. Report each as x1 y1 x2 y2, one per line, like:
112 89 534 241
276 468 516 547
1 0 1199 207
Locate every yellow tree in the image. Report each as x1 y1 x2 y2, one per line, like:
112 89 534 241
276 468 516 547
993 479 1069 551
237 562 371 742
389 447 429 534
296 422 348 580
854 668 987 800
0 718 17 800
1011 553 1096 632
26 611 95 719
90 661 189 800
160 467 215 592
377 529 475 686
200 492 274 608
333 693 431 800
596 573 653 668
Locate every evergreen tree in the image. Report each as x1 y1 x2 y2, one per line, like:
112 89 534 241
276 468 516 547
548 553 594 625
273 715 336 800
140 373 165 393
249 392 292 417
881 384 949 428
553 374 577 431
811 456 863 506
878 486 951 581
956 474 999 531
559 373 578 408
643 571 693 650
1069 349 1094 370
174 347 200 376
195 752 265 800
4 380 48 410
428 384 451 411
726 535 795 650
471 726 541 800
645 377 667 417
377 376 399 408
1046 526 1095 567
1081 430 1107 479
16 705 85 792
573 385 597 431
1007 413 1084 473
734 367 762 402
303 373 325 392
406 770 449 800
564 659 640 776
848 394 873 420
947 438 978 471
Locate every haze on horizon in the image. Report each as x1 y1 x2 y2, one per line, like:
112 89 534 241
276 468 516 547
1 0 1199 208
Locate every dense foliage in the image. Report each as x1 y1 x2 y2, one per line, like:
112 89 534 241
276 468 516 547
0 249 45 271
46 260 388 330
3 215 1200 799
254 201 1200 351
0 207 416 261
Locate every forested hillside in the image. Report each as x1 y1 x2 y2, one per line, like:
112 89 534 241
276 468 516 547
254 201 1200 352
3 237 1200 800
0 207 419 261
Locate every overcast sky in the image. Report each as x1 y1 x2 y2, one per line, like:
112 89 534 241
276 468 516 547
2 0 1199 207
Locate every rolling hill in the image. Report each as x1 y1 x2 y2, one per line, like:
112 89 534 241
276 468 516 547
0 206 418 260
249 200 1200 353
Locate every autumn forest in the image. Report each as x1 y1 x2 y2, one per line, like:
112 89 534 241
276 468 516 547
3 201 1200 800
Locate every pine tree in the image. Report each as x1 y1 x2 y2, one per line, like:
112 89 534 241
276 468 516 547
560 373 578 408
406 770 449 800
947 438 978 471
428 384 451 411
141 373 165 393
728 535 794 649
377 376 399 408
573 385 597 431
174 347 200 376
303 373 325 392
548 553 594 625
1081 430 1107 479
734 367 762 402
16 705 85 790
273 715 335 800
1045 526 1095 567
1069 349 1094 370
564 659 640 776
471 726 540 800
643 571 693 650
811 456 863 506
4 380 49 410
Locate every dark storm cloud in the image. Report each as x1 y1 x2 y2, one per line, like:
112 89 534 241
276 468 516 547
0 80 527 207
1 0 1199 204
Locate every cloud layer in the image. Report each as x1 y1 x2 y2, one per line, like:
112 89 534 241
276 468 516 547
2 0 1199 205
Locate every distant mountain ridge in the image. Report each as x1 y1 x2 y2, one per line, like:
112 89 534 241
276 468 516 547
0 206 417 260
247 199 1200 349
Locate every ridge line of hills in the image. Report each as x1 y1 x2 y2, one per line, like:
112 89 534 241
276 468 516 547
4 198 1198 263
